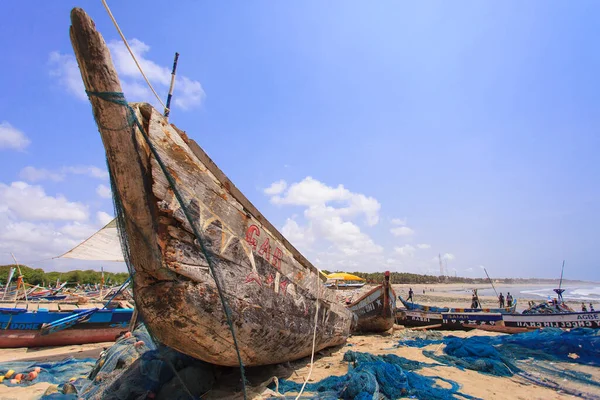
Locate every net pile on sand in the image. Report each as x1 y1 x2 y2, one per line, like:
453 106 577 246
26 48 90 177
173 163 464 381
273 350 476 400
26 325 216 399
422 327 600 397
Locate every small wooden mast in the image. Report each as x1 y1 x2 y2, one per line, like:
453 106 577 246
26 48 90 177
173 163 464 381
69 8 170 283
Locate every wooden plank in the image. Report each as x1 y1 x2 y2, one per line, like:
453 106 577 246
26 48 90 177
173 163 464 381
45 303 59 311
26 303 38 311
58 304 77 311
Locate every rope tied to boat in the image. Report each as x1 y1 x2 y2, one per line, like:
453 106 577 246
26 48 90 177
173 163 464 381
86 90 248 399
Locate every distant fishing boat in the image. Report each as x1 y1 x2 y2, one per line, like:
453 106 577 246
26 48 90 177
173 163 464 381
0 303 133 348
69 8 353 367
440 310 600 333
396 295 517 329
398 295 517 314
348 272 395 333
325 273 366 289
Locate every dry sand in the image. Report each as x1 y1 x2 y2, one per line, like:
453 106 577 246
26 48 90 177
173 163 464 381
1 284 597 399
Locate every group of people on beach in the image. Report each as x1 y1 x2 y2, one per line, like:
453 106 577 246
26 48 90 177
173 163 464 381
497 292 513 308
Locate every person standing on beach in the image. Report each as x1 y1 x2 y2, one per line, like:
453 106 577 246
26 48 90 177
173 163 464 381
407 288 414 302
471 290 480 309
498 292 505 308
590 303 595 312
582 302 587 312
506 292 513 307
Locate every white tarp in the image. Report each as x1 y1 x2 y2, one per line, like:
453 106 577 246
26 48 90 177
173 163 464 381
58 218 124 262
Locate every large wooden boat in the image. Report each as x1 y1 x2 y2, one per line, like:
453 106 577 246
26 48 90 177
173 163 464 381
347 272 395 333
69 8 353 367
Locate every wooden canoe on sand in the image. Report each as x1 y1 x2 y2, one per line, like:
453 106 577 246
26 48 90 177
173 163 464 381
348 272 396 333
69 8 353 367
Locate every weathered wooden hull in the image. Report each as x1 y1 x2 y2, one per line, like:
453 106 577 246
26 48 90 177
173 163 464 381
70 9 353 367
348 282 396 333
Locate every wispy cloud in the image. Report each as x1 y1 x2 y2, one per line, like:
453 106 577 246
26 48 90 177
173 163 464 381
96 184 112 199
390 226 415 237
0 121 30 151
19 166 109 182
49 39 205 111
264 180 287 196
48 51 87 101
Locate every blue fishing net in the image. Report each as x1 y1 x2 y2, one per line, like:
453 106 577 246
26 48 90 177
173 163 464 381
273 350 478 400
0 357 96 387
422 328 600 396
396 330 444 348
39 324 215 400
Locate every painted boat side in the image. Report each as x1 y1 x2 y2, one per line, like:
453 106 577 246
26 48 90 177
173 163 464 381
441 312 504 329
396 310 443 328
503 311 600 329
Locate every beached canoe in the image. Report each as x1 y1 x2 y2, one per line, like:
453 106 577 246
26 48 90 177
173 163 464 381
69 8 353 367
398 295 517 314
443 310 600 333
348 272 396 333
0 306 133 348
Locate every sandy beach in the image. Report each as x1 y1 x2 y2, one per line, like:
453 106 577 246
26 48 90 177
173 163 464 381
1 283 598 399
392 283 595 312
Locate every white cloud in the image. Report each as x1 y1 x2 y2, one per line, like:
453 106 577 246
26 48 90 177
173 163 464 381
391 218 407 225
96 211 114 226
395 244 416 257
264 180 287 196
281 218 314 250
417 243 431 249
0 183 111 264
0 182 88 221
268 177 383 270
61 221 98 239
108 39 205 110
96 184 112 199
20 167 64 182
19 165 109 182
63 166 109 180
50 40 205 111
443 253 456 261
271 177 380 226
48 51 86 100
390 226 415 237
0 122 30 151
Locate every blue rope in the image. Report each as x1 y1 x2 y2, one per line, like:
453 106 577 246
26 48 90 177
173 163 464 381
86 91 247 398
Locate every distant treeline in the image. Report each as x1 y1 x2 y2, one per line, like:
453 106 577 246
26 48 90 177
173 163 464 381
0 265 129 286
322 270 586 285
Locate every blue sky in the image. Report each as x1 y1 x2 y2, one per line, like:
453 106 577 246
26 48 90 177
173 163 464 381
0 1 598 280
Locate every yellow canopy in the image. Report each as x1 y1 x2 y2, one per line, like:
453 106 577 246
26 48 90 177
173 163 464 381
326 272 365 281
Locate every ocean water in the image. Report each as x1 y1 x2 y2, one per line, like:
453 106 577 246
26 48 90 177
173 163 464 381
453 285 600 302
